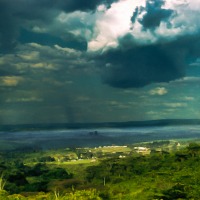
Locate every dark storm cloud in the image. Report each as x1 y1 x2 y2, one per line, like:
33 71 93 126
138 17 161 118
0 1 18 53
58 0 119 13
12 0 112 21
132 0 174 29
99 33 200 88
0 0 119 53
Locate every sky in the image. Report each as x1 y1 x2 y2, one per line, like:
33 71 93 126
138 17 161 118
0 0 200 125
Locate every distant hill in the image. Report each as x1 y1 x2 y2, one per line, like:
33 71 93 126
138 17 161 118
1 119 200 132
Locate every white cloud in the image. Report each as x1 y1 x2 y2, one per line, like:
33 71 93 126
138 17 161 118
0 76 23 87
183 96 195 101
154 0 200 38
147 111 158 115
31 62 56 70
16 43 85 70
188 0 200 10
76 96 91 102
54 45 79 54
107 100 130 109
171 77 200 84
32 26 47 33
166 0 200 11
87 0 200 52
88 0 146 51
6 97 43 103
149 87 168 96
163 102 187 108
29 0 199 53
56 11 94 40
19 51 39 61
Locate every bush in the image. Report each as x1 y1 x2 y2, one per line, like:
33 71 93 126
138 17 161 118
38 156 55 163
7 172 28 186
42 168 73 180
23 181 48 192
28 163 48 176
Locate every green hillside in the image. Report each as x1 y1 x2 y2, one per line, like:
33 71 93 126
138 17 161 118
0 140 200 199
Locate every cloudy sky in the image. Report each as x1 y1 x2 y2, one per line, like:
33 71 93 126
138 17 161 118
0 0 200 125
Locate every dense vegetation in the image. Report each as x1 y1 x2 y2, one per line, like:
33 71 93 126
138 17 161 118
1 142 200 199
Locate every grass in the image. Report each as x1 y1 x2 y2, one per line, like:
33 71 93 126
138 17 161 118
0 174 6 191
92 146 131 153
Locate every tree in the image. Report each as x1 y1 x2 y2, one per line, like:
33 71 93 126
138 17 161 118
42 168 73 180
7 172 28 186
28 163 48 176
187 143 200 157
161 183 188 200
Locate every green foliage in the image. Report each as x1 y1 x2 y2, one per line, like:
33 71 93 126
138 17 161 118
0 189 102 200
187 142 200 157
7 172 28 186
23 181 48 192
2 142 200 199
28 163 49 176
42 168 73 180
0 190 8 198
39 156 56 163
83 143 200 199
160 183 188 200
50 189 102 200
